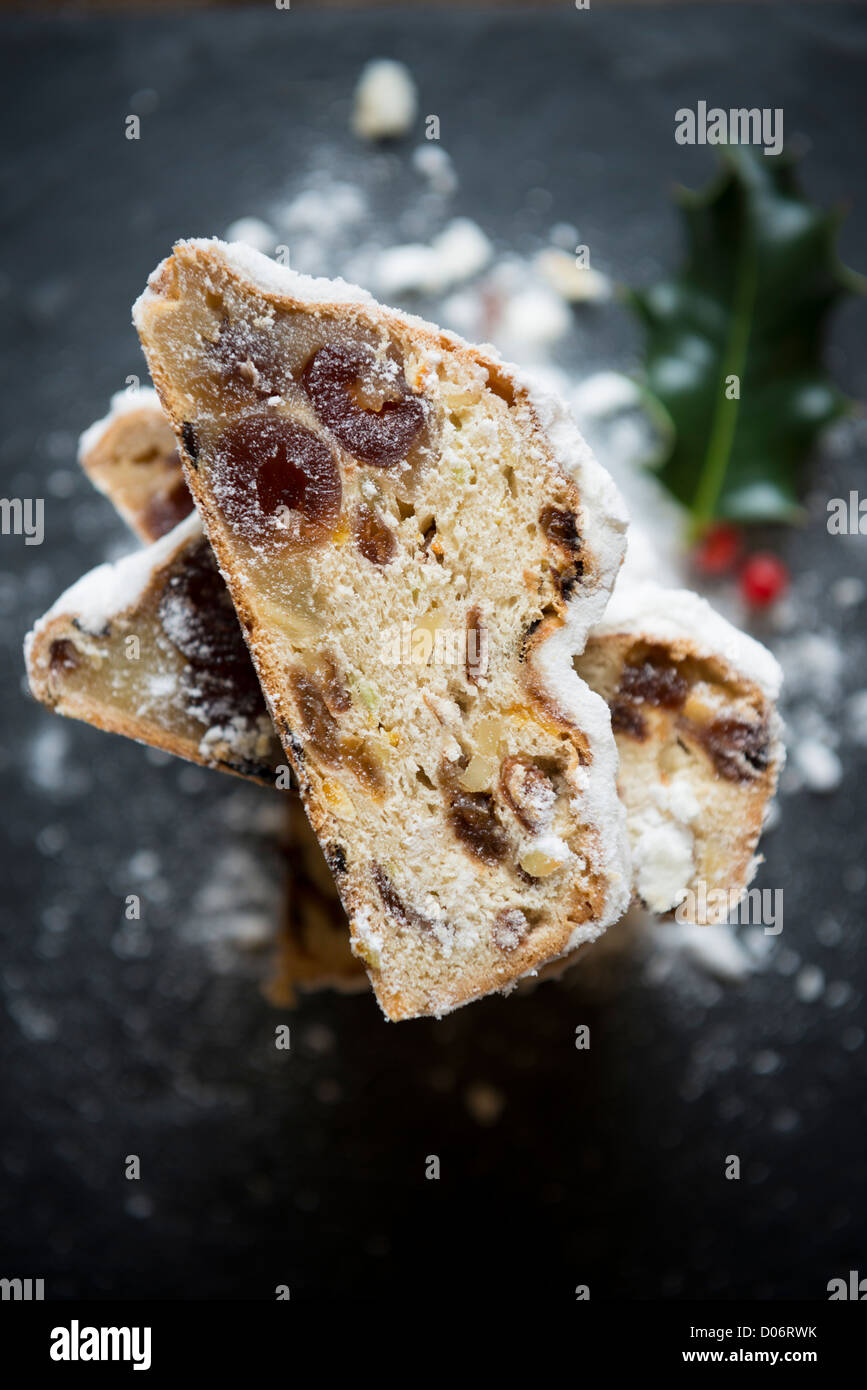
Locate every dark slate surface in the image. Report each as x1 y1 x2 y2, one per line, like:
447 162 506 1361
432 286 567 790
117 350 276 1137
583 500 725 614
1 5 865 1301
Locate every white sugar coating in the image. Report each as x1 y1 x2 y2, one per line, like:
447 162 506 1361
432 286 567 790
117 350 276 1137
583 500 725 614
412 144 457 196
77 386 162 462
375 218 492 297
499 284 571 349
352 59 417 141
223 216 275 254
276 182 368 238
27 513 202 644
534 248 611 304
675 922 755 982
594 581 783 701
831 576 866 608
793 737 842 793
571 371 642 418
507 362 631 936
795 964 825 1003
632 820 694 914
133 239 374 329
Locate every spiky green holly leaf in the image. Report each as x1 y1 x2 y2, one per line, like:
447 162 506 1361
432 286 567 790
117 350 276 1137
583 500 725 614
628 148 864 530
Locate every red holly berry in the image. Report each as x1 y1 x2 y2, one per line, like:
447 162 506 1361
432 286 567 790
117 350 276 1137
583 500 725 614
739 552 789 608
693 522 741 575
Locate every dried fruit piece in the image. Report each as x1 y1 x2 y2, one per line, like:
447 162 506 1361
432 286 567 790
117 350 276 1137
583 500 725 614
609 697 647 741
49 638 80 674
492 908 529 953
302 342 425 466
158 539 265 722
500 756 556 832
372 863 438 936
144 476 193 540
354 501 396 566
290 667 383 792
445 779 509 865
519 847 564 879
208 317 287 398
619 652 688 710
688 714 771 783
539 504 582 555
212 413 341 544
465 605 488 685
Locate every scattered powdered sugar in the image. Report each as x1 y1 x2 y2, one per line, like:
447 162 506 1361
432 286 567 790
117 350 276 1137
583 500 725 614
412 144 457 196
534 247 612 303
792 738 842 793
185 841 283 970
223 216 276 254
651 920 757 983
374 218 492 298
352 59 417 141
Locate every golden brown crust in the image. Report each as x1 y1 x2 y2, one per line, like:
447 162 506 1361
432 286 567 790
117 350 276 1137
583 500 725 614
80 403 192 543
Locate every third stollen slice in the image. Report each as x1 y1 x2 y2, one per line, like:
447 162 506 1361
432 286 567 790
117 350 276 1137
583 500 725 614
134 238 630 1018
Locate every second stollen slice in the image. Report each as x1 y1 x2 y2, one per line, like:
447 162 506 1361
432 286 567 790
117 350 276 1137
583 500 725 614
134 238 630 1019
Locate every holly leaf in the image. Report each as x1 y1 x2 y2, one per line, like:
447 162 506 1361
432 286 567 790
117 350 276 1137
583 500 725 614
627 147 864 530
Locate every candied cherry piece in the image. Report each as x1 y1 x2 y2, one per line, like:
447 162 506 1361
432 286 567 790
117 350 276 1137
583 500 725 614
694 715 771 783
144 478 194 540
160 541 247 671
214 413 341 543
49 638 80 675
302 342 425 467
158 542 265 720
209 318 286 398
619 654 688 710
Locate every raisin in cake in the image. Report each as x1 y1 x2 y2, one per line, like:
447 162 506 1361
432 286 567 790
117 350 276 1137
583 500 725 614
575 582 783 921
134 238 631 1019
79 387 192 542
25 514 280 782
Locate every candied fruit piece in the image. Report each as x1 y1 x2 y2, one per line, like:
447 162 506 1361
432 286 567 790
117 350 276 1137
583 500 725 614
500 757 556 832
49 638 80 675
212 413 341 544
302 342 425 467
447 786 509 865
492 908 529 953
618 651 688 710
689 714 771 783
144 478 194 540
354 501 397 566
158 540 265 721
519 847 563 879
208 318 287 398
